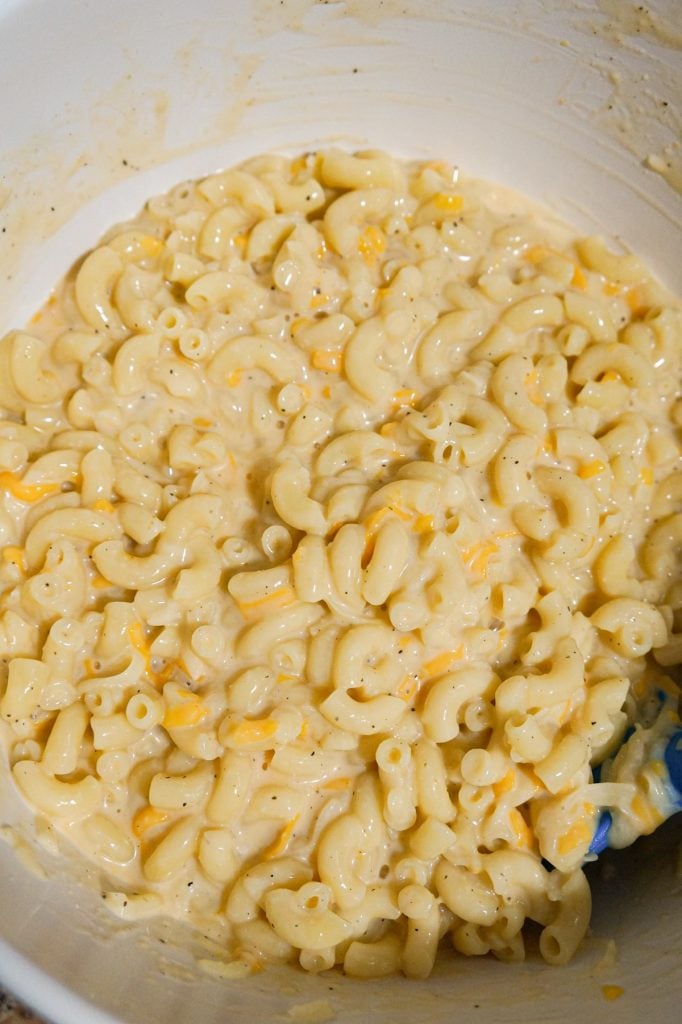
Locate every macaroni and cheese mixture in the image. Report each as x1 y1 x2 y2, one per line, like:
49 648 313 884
0 149 680 978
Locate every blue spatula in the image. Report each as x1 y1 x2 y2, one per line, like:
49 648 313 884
589 708 681 855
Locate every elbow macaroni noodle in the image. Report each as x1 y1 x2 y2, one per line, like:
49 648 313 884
0 148 680 978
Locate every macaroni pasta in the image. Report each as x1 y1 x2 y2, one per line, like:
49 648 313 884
0 148 680 978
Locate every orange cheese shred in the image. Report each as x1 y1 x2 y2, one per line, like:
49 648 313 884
0 472 60 503
509 808 533 848
132 805 169 838
557 819 592 856
432 192 463 213
630 792 664 833
227 718 278 748
358 225 386 266
493 769 516 798
2 546 26 572
311 349 342 373
321 777 353 791
578 461 606 480
236 586 297 621
262 815 300 860
396 675 419 703
571 264 587 289
163 699 209 730
421 647 464 681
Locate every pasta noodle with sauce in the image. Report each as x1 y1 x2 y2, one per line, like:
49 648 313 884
0 148 680 979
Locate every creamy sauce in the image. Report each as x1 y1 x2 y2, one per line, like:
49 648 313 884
0 149 680 979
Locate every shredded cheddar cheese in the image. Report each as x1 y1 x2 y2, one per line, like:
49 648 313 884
2 546 26 572
421 647 464 681
227 718 278 747
625 287 644 314
630 792 664 832
557 819 592 856
466 541 498 576
163 699 209 729
578 461 606 479
236 585 297 621
509 808 533 848
311 349 342 373
396 675 419 703
0 472 60 503
392 388 419 408
357 225 386 265
263 815 299 860
412 513 435 534
571 264 587 289
363 504 411 539
290 317 312 337
493 769 516 797
321 777 353 791
432 192 463 212
128 622 150 659
140 235 164 257
132 806 169 837
526 370 544 406
378 421 399 438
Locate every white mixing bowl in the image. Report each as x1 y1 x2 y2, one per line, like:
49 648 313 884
0 1 680 1021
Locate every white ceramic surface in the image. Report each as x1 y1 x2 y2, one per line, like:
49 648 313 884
0 1 680 1022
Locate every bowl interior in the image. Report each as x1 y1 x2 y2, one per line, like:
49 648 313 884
0 2 680 1022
